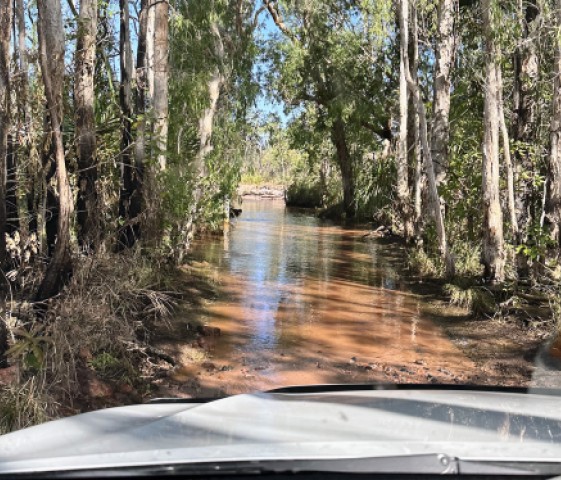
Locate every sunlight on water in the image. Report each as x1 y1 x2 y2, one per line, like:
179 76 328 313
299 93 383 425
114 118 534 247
183 199 477 396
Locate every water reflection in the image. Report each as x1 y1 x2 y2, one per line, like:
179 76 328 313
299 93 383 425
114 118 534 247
186 199 475 395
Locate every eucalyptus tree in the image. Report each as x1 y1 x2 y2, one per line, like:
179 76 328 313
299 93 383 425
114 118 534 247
397 0 413 240
74 0 98 250
481 0 505 282
117 0 137 248
153 0 169 172
35 0 73 300
431 0 457 190
513 0 540 258
15 0 30 236
166 0 259 260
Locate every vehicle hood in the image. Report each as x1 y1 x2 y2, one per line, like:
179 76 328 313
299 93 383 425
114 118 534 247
1 388 561 475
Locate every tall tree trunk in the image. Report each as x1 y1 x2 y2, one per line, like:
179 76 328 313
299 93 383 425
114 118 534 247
178 22 225 262
408 2 423 238
0 0 11 266
497 63 518 241
74 0 98 251
152 0 169 171
402 0 454 277
16 0 37 238
117 0 138 249
35 0 73 301
331 116 355 218
140 0 168 247
397 0 413 240
0 0 7 362
431 0 456 190
146 1 156 106
481 0 505 283
545 0 561 250
513 0 539 274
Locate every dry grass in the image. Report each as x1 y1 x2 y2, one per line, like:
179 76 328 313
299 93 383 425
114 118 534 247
444 282 496 316
2 252 180 431
0 376 52 435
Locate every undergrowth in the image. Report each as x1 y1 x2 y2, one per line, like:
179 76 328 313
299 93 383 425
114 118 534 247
444 282 496 316
0 377 51 435
0 252 180 432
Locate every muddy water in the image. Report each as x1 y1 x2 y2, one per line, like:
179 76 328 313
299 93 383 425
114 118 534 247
174 199 477 397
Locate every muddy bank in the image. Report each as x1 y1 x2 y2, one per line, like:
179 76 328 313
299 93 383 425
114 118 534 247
435 301 556 387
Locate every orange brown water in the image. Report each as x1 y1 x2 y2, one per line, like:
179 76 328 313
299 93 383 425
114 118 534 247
173 199 477 397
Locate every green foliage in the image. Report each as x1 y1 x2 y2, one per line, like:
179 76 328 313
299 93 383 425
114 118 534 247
7 325 53 371
89 352 136 383
452 241 484 278
165 0 259 237
262 0 395 216
407 246 442 278
286 180 324 208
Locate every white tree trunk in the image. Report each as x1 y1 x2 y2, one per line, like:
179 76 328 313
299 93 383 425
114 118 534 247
481 0 505 282
497 62 518 240
397 0 412 240
152 0 169 171
431 0 456 188
409 1 423 238
36 0 73 300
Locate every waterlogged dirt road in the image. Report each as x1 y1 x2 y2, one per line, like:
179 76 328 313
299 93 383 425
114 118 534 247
157 199 483 398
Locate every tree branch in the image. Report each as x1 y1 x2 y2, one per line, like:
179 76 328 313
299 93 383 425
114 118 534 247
361 120 393 141
252 5 267 30
66 0 78 18
263 0 295 40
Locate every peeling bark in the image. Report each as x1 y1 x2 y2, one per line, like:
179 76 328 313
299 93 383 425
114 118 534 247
152 0 169 171
117 0 138 249
431 0 457 189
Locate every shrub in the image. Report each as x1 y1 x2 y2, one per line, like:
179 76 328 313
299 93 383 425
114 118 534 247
444 282 496 316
